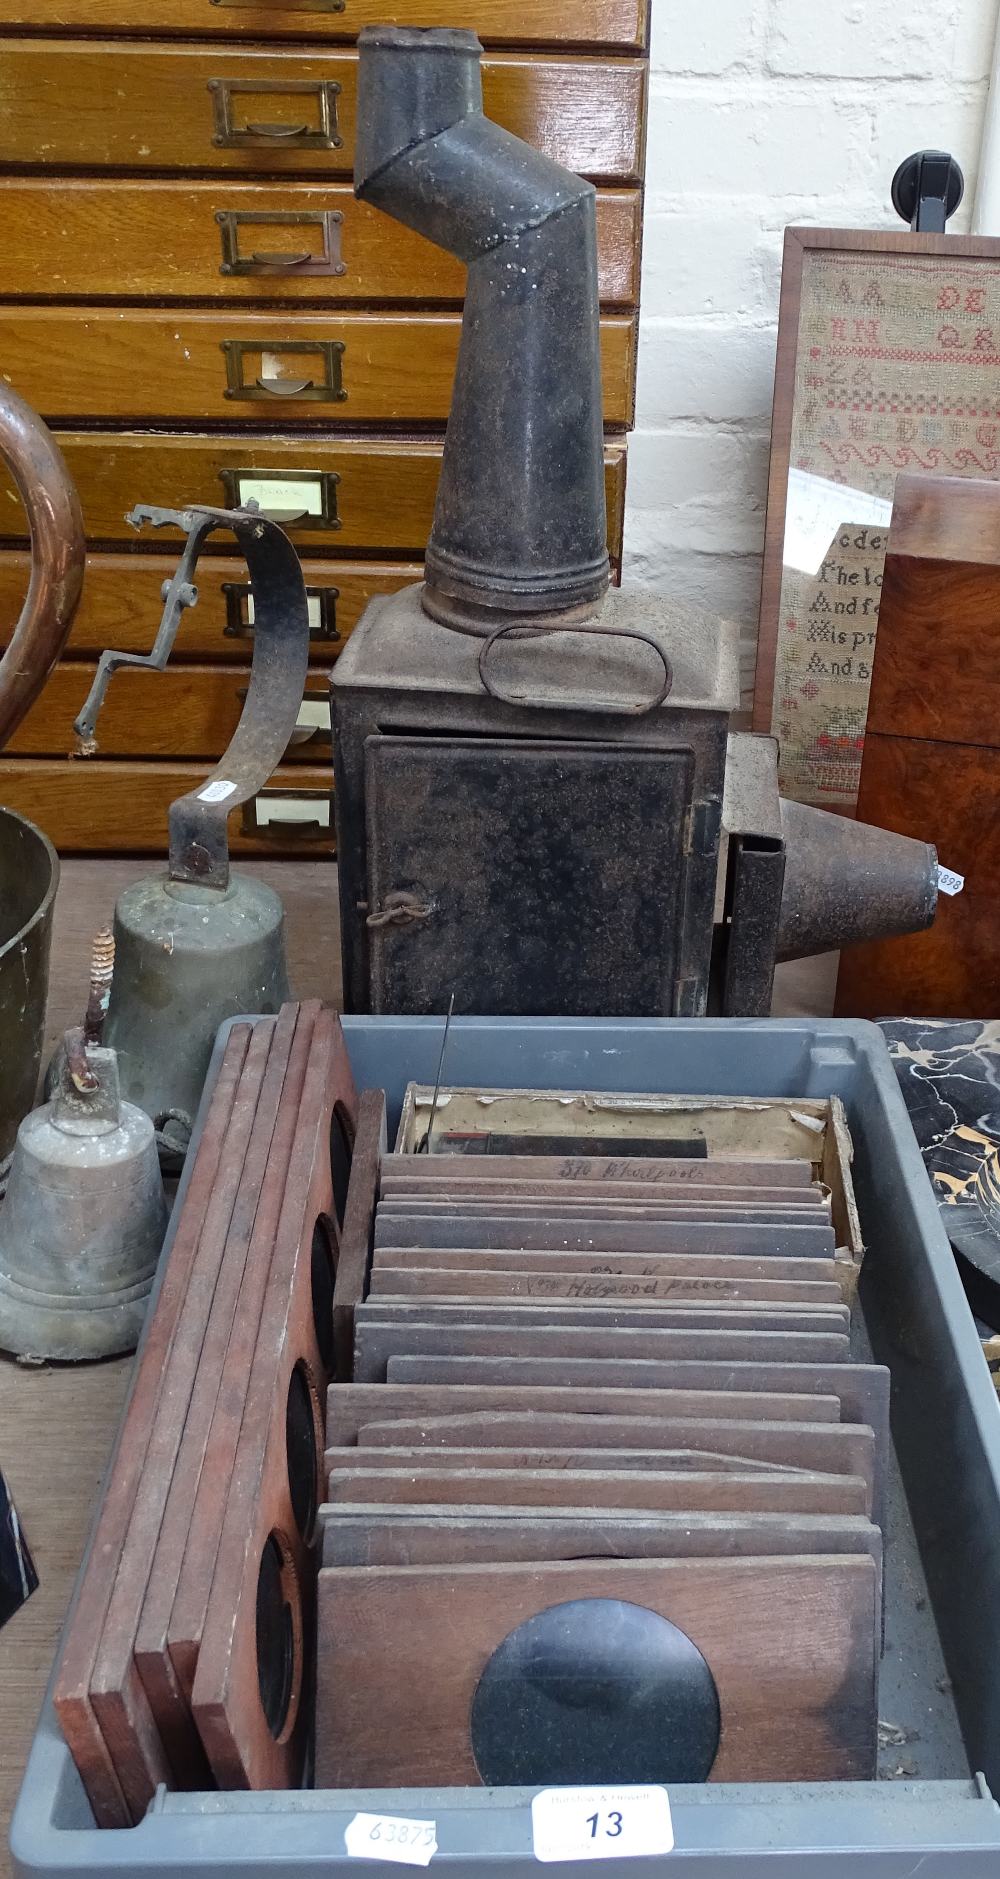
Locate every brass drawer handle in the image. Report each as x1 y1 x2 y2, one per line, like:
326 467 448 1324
235 687 331 747
221 339 346 405
218 468 341 530
217 210 346 280
256 374 314 396
223 581 341 642
208 79 343 151
245 120 309 139
211 0 346 11
251 250 310 266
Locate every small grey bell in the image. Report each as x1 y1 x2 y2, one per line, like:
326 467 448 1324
0 986 167 1361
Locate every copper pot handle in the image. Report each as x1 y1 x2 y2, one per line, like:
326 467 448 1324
0 385 85 751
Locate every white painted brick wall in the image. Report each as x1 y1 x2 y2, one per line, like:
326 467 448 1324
623 0 998 697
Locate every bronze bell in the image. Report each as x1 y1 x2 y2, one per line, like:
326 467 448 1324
71 501 312 1157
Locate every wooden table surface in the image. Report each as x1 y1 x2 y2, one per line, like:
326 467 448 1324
0 857 832 1870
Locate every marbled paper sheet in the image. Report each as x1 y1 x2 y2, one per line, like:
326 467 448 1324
772 248 1000 804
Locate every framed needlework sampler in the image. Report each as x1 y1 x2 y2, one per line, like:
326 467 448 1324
752 227 1000 807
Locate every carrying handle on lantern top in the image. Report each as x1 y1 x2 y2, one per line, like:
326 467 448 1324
478 618 673 717
0 385 85 752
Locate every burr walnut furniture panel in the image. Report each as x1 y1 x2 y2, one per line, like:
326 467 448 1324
835 475 1000 1019
836 734 1000 1020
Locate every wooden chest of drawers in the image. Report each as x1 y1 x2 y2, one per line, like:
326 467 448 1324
0 7 649 856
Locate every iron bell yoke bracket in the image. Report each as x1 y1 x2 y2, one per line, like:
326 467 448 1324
73 502 311 893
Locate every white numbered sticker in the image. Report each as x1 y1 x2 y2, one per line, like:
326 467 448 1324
937 864 965 897
198 779 237 804
344 1813 437 1867
531 1786 674 1863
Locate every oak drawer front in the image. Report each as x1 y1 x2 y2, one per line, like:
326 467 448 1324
0 43 647 181
0 553 421 662
0 309 636 426
0 436 627 559
0 181 641 307
0 2 648 50
0 758 334 854
8 661 334 763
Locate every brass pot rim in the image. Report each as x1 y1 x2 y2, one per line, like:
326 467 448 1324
0 805 59 962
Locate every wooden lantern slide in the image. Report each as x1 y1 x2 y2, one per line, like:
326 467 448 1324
375 1194 829 1217
375 1354 881 1419
132 1004 321 1781
353 1323 851 1381
373 1216 838 1257
191 1008 355 1791
315 1556 879 1786
331 1089 386 1383
52 1021 259 1829
368 1260 847 1300
88 1011 298 1819
327 1381 842 1441
323 1466 872 1517
379 1154 818 1187
358 1299 851 1333
325 1440 863 1482
335 1410 876 1513
321 1504 883 1585
164 1009 355 1741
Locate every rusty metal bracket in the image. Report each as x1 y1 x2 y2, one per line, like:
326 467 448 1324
73 503 310 893
477 620 673 717
366 892 436 931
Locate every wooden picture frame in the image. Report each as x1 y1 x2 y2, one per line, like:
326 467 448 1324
752 227 1000 806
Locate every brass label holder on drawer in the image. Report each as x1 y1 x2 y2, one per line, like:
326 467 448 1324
217 210 346 278
221 340 346 404
243 788 331 841
237 684 332 749
223 581 341 642
208 78 343 150
217 468 341 528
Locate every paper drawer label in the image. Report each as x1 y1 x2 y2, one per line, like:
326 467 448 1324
237 474 324 517
247 592 324 633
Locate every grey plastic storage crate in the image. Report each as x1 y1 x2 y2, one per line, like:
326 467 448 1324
12 1017 1000 1878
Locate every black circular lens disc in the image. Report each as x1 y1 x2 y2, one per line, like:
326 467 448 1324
470 1598 720 1786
